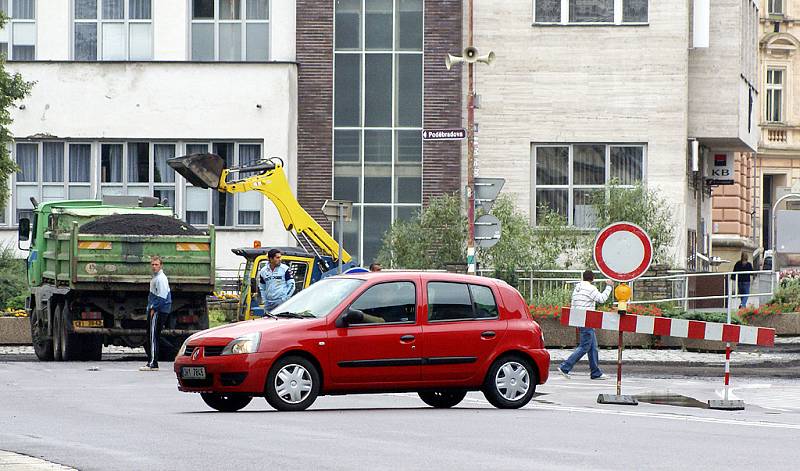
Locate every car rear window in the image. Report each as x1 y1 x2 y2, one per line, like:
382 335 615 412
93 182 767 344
427 282 499 321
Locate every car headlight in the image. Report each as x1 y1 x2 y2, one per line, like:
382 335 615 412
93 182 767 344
177 337 191 360
221 332 261 355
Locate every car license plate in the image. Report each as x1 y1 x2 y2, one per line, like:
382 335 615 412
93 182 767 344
181 366 206 379
73 320 103 328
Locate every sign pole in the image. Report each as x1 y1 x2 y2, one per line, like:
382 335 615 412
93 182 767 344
337 208 343 274
709 277 745 410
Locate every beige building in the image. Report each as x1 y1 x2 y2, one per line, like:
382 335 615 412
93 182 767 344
471 0 759 270
713 0 800 269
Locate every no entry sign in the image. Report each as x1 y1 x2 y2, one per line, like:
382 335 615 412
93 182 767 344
593 222 653 282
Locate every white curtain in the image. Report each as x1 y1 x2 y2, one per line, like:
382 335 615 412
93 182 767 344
129 0 151 19
102 0 123 19
69 144 92 182
102 144 123 182
623 0 647 22
154 144 175 183
43 142 64 182
535 0 561 22
247 0 268 19
16 143 37 182
12 0 34 19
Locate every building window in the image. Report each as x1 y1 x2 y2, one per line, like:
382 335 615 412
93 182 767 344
532 143 645 227
190 0 270 61
13 141 93 222
766 68 784 123
73 0 153 60
0 0 36 60
533 0 648 24
333 0 423 265
183 142 263 227
768 0 783 15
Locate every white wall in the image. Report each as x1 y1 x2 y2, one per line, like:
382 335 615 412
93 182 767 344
1 62 299 269
472 0 693 266
32 0 295 62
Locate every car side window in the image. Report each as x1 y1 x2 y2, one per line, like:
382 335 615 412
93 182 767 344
427 282 473 321
470 284 499 319
348 282 416 325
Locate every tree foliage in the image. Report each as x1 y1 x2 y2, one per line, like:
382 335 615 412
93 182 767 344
588 181 676 266
0 12 34 211
377 194 466 269
0 242 28 309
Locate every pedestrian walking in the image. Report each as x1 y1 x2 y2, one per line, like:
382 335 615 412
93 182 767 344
559 270 612 380
732 254 753 308
140 255 172 371
258 249 296 313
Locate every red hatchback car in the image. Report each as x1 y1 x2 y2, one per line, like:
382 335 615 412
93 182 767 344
174 272 549 411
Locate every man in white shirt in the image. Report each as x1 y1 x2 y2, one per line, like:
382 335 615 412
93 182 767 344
559 270 612 380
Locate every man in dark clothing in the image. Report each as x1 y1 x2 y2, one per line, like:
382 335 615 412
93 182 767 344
732 254 753 308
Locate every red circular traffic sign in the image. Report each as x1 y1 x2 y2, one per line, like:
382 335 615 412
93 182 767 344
593 222 653 282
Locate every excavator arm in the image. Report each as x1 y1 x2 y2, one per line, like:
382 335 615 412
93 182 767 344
168 153 351 263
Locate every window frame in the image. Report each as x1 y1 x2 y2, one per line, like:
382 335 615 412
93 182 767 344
426 281 500 323
188 0 272 61
343 280 418 327
332 0 424 264
72 0 154 61
532 0 649 26
0 0 37 61
765 67 785 124
531 143 647 227
768 0 784 16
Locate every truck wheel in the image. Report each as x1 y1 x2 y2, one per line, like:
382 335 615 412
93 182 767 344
30 308 54 361
58 304 82 361
201 393 253 412
53 304 63 362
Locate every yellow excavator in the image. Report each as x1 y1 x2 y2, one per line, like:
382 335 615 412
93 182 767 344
168 153 358 320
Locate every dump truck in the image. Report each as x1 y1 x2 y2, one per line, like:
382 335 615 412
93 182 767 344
168 153 358 320
17 196 215 361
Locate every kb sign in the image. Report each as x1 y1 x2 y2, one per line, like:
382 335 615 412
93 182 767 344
706 152 734 185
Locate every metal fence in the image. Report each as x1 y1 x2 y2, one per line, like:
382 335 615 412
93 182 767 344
477 268 777 310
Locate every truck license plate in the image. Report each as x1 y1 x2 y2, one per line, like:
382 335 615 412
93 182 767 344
181 367 206 379
73 320 103 328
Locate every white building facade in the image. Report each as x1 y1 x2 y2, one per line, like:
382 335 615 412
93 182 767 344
471 0 759 269
0 0 298 269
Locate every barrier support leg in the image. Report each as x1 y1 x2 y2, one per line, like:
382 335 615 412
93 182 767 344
598 318 638 406
708 278 745 410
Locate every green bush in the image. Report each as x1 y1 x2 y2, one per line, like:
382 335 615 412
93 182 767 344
208 308 227 328
663 309 741 325
530 286 572 307
0 243 28 310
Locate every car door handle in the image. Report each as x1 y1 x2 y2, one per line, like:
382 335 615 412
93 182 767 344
481 331 496 339
400 335 415 342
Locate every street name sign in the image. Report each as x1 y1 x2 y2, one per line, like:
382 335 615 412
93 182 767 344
422 128 467 141
593 222 653 282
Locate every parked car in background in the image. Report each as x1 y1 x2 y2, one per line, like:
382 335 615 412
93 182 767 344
174 272 549 412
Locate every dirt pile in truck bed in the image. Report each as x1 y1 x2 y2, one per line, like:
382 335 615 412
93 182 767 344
80 214 205 236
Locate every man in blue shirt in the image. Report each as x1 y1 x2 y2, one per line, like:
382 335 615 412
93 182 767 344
258 249 296 313
141 255 172 371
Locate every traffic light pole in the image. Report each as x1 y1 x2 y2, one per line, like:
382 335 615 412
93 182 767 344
466 0 476 274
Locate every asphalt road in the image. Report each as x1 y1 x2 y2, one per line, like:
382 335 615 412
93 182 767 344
2 359 799 471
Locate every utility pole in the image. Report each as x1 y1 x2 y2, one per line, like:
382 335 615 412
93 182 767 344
444 0 493 274
466 0 476 274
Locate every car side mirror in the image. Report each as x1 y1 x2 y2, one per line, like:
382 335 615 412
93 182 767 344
340 308 364 327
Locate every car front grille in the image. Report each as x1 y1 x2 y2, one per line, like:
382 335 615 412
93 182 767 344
203 346 225 356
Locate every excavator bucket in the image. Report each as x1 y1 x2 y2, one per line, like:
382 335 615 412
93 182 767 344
167 153 226 189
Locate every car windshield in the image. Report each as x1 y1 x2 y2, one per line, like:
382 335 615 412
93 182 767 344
270 278 364 319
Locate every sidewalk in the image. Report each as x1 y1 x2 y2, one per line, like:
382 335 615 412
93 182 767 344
0 451 75 470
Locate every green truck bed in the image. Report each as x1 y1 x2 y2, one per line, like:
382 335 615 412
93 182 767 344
31 203 215 292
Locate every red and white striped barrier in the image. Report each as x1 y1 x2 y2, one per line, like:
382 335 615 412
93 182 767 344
560 307 775 347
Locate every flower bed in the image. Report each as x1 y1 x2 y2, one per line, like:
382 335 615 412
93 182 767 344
739 304 800 335
529 304 662 348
